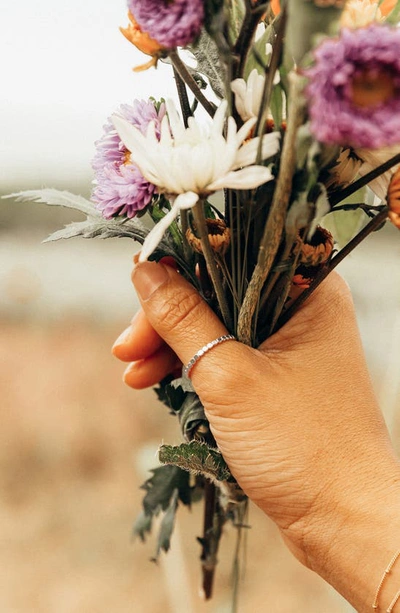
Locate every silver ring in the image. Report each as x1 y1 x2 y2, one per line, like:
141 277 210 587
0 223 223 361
182 335 236 379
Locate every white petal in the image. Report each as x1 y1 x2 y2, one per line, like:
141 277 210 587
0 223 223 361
236 117 257 146
165 99 186 141
208 166 274 191
234 131 280 169
174 191 199 210
139 204 180 262
211 100 228 136
112 115 146 156
138 192 199 262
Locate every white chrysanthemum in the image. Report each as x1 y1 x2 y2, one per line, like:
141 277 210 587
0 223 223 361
113 99 280 261
230 69 266 122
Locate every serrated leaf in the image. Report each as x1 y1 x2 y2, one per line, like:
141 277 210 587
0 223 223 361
159 442 234 484
154 376 187 412
133 510 153 542
44 217 148 243
153 489 179 559
177 393 211 442
170 377 195 393
190 32 225 98
141 465 191 516
4 189 97 217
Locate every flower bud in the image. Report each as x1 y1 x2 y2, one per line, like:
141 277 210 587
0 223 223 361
186 219 231 256
299 226 334 266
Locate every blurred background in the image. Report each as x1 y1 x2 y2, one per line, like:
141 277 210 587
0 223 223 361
1 2 399 611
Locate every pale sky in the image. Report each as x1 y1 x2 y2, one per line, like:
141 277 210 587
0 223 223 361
0 0 176 188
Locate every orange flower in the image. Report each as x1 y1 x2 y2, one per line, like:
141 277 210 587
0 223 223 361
299 227 334 266
270 0 281 14
380 0 397 16
120 12 165 71
388 167 400 229
186 219 231 256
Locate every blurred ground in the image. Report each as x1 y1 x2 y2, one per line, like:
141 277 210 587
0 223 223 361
0 198 399 612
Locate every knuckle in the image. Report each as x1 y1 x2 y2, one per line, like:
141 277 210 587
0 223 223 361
156 286 206 335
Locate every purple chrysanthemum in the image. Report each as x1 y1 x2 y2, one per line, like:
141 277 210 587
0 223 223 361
92 99 165 219
305 24 400 149
127 0 204 48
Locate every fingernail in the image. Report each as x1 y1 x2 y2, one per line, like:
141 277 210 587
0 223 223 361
112 326 132 351
132 261 169 301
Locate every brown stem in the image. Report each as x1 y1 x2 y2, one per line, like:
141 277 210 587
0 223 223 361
201 481 217 600
237 74 306 345
329 153 400 207
192 202 233 331
169 50 216 118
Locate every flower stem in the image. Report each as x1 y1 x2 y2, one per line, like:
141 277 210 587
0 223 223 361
232 1 270 79
192 201 233 332
276 207 389 330
173 67 194 263
169 50 216 118
237 74 306 345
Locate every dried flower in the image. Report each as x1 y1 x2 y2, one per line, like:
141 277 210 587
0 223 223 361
299 227 334 266
388 167 400 229
356 146 400 200
92 100 166 218
305 24 400 149
120 12 165 71
112 99 280 260
127 0 204 49
186 219 231 256
291 272 313 289
326 149 362 189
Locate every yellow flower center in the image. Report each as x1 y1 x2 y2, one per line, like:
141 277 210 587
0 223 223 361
350 69 396 108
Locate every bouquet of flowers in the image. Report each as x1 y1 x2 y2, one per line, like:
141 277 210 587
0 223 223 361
7 0 400 603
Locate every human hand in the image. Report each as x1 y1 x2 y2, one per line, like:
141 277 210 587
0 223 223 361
113 261 400 611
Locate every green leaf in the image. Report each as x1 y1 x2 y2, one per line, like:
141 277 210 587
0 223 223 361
190 32 225 99
133 510 153 542
322 208 366 249
153 490 179 558
270 83 284 129
384 0 400 24
141 465 191 516
323 186 369 248
226 0 246 44
244 23 275 78
159 442 234 483
154 377 187 412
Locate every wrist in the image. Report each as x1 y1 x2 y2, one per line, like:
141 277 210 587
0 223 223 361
299 453 400 612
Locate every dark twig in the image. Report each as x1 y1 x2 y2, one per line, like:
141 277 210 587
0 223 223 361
330 153 400 207
169 50 216 118
232 2 270 79
276 207 389 330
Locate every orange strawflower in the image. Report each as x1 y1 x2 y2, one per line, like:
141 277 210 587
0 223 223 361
380 0 397 15
388 167 400 229
120 12 165 72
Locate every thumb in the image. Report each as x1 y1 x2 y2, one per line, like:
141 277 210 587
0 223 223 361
131 261 238 384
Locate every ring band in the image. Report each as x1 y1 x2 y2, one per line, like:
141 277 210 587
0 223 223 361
182 335 236 379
